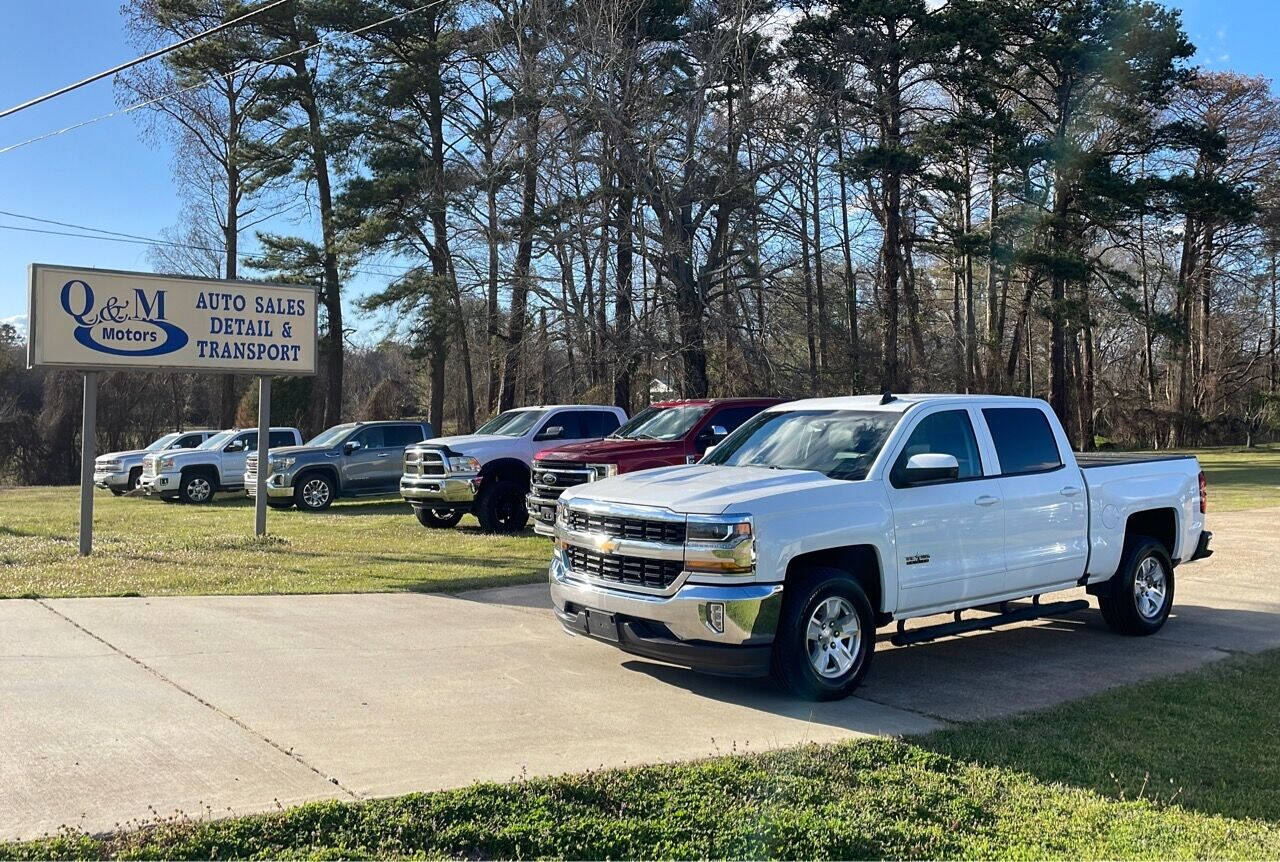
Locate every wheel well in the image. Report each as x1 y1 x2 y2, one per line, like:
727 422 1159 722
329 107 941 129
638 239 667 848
1125 508 1177 559
786 545 884 615
181 464 217 481
295 465 340 491
479 458 531 490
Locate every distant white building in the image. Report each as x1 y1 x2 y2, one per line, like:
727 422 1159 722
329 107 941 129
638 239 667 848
648 378 675 402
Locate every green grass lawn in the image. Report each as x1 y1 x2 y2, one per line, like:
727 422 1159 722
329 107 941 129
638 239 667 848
0 486 549 599
1183 444 1280 512
5 649 1278 860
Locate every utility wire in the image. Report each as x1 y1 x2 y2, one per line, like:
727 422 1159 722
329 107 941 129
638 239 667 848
0 0 445 156
0 218 413 281
0 0 291 121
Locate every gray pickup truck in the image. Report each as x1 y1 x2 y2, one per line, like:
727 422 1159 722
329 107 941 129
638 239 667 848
246 420 433 511
94 429 217 495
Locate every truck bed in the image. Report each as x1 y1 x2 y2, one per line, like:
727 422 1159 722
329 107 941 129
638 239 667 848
1076 452 1197 469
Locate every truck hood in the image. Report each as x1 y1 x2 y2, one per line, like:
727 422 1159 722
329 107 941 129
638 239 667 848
537 437 681 462
144 449 210 467
559 463 845 515
254 444 333 460
412 434 519 457
97 448 147 461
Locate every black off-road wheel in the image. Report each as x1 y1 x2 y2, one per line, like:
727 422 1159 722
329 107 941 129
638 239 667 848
1098 536 1174 636
772 566 876 701
475 480 528 533
415 507 463 529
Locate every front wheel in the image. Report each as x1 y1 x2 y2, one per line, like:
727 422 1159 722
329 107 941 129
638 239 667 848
294 473 335 512
178 471 216 504
475 480 528 533
1098 537 1174 636
772 567 875 701
415 507 463 529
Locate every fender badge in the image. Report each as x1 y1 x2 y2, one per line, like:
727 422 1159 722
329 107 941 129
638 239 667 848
905 554 930 566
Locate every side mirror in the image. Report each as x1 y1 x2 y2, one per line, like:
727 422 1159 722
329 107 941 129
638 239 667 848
903 452 959 485
702 444 718 459
535 425 564 441
709 425 728 440
344 440 363 454
225 439 247 453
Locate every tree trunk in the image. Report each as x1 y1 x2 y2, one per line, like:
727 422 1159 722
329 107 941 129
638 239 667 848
498 108 539 411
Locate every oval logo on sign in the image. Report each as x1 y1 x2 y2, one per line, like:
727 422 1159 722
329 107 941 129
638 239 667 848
60 279 188 357
541 472 558 485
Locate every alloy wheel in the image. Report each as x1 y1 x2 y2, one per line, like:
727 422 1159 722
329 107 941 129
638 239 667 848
806 595 861 678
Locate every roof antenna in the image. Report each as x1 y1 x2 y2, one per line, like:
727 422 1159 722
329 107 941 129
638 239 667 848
879 391 895 405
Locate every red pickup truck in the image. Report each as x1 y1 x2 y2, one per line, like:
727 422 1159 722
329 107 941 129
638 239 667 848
526 397 785 535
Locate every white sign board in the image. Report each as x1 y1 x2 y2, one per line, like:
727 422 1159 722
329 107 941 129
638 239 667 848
27 264 317 375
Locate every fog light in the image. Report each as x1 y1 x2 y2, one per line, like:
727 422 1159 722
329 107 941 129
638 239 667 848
706 601 725 634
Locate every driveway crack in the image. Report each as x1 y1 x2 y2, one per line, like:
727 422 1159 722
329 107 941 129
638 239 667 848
34 599 359 800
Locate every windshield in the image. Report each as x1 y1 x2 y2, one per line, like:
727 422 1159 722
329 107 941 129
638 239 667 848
197 430 236 451
702 409 901 481
306 423 356 447
611 405 710 441
144 432 181 452
474 409 546 437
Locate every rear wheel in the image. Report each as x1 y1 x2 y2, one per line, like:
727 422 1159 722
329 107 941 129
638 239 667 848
294 473 335 512
178 470 216 504
772 567 875 701
415 507 463 529
475 480 528 533
1098 536 1174 636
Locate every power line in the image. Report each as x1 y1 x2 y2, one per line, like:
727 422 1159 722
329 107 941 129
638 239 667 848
0 216 414 281
0 0 446 156
0 0 292 121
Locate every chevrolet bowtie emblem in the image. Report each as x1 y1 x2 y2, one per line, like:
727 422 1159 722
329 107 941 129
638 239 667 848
595 536 619 554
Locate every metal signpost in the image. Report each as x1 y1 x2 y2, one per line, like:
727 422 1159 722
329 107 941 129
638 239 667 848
26 264 317 555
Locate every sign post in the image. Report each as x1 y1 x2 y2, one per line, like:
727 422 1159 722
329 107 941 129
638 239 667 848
78 371 98 556
27 264 317 554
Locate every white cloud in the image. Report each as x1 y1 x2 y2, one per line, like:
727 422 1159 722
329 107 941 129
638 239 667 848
1 314 27 338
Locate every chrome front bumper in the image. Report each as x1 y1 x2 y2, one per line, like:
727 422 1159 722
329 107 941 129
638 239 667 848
244 471 293 499
137 471 181 496
400 474 478 505
549 554 782 674
93 470 129 488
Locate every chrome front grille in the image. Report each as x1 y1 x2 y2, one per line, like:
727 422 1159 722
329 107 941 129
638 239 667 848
404 449 445 476
245 454 258 484
564 545 683 590
566 509 686 545
530 460 595 501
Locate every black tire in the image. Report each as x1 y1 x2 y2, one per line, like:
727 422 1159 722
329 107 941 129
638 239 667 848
109 487 125 497
1098 536 1175 636
178 469 217 504
293 472 336 512
266 499 294 510
415 507 463 529
772 567 876 701
475 480 528 533
127 467 142 492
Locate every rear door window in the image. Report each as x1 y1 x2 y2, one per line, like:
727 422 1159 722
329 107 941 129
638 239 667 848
544 411 584 439
982 408 1063 475
269 430 297 448
385 425 425 447
581 410 620 437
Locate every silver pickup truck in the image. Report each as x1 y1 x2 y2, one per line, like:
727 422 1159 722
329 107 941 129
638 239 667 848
246 420 432 511
139 427 302 503
94 429 216 495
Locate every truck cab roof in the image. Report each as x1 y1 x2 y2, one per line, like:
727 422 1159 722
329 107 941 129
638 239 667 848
768 393 1051 414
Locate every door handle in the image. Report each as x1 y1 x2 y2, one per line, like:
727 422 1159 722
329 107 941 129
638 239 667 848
1060 486 1081 497
975 495 1000 507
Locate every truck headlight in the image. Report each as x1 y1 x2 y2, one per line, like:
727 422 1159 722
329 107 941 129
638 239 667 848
685 516 754 574
158 456 176 471
448 455 481 474
587 463 618 480
269 456 296 471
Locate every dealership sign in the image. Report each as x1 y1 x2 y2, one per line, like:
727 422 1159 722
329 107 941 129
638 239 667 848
27 264 317 375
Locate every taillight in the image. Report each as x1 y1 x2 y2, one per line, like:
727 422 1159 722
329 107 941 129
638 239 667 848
1198 471 1207 514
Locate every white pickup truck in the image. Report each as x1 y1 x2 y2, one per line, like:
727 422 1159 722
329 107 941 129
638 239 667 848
550 394 1212 700
401 405 628 532
138 426 302 503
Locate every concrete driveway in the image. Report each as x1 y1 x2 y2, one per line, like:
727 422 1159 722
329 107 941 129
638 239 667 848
2 507 1277 840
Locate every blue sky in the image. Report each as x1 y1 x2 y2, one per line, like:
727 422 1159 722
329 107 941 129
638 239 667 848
0 0 1276 338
